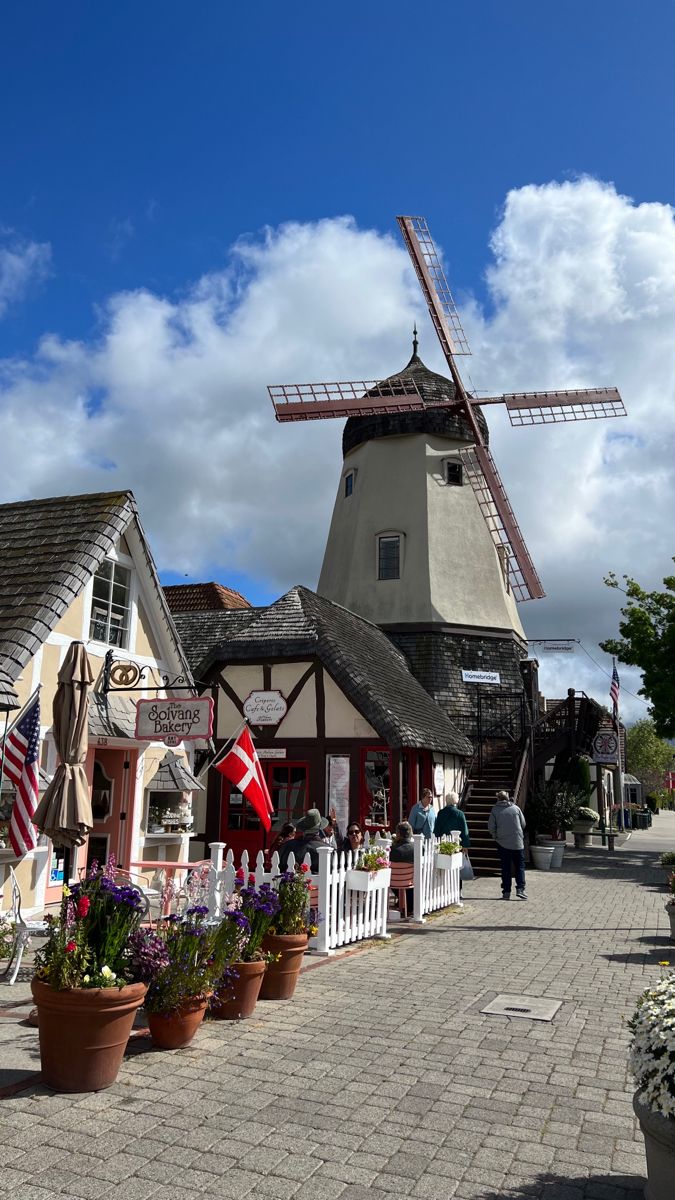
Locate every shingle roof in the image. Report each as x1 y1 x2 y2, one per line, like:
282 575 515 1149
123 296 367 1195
146 751 204 792
163 582 252 613
0 491 135 684
197 586 472 755
172 609 258 676
89 694 138 740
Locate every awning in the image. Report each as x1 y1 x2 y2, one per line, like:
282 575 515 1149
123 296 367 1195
88 694 138 740
145 751 204 793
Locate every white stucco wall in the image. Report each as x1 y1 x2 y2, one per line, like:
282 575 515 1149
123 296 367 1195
318 431 525 637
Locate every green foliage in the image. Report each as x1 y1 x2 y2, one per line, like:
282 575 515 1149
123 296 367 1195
437 840 461 856
138 909 245 1014
552 753 592 800
624 719 674 794
601 565 675 738
273 867 313 935
527 780 589 835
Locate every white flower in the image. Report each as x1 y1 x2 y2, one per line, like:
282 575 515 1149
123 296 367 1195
630 967 675 1119
83 974 90 983
100 966 116 980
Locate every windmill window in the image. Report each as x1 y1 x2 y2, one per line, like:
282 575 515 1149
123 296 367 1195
344 472 354 498
378 535 400 580
446 461 463 486
89 560 131 648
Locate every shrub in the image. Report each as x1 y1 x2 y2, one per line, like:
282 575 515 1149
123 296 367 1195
660 851 675 867
437 840 461 856
576 807 600 823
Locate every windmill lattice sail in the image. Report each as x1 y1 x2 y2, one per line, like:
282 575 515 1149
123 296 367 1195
476 387 626 426
397 216 471 368
459 445 545 603
269 379 426 421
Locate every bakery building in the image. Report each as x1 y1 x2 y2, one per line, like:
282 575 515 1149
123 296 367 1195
170 584 472 858
0 490 202 914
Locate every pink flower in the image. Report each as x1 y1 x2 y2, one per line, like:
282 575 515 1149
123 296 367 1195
248 873 256 884
76 896 90 918
66 940 76 953
235 868 245 882
300 864 310 874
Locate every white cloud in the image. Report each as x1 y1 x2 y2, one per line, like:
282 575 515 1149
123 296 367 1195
0 187 670 720
0 230 51 317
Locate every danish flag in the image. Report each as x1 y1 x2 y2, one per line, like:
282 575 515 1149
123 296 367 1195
215 724 274 831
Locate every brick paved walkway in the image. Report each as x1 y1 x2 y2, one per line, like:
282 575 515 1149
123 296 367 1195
1 816 674 1200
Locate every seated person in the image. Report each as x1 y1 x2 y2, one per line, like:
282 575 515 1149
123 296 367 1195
389 821 414 913
279 808 328 873
341 822 363 858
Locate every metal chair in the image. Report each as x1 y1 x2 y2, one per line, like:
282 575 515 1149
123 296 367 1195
1 867 49 985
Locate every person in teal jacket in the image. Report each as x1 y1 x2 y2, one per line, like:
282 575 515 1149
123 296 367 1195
435 792 470 848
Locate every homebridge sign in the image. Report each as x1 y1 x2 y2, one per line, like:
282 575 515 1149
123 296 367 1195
135 697 214 745
461 670 501 685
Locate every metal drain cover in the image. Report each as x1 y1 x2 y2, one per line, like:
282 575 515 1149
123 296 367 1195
480 994 562 1022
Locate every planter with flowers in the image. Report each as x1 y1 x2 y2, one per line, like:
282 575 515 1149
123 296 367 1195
260 866 317 1000
130 906 241 1048
434 840 462 872
211 881 281 1020
629 963 675 1200
572 807 600 849
31 859 147 1092
346 848 391 893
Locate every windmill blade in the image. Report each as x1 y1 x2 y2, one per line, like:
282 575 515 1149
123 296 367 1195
397 216 471 385
475 387 626 426
459 445 545 602
268 379 427 422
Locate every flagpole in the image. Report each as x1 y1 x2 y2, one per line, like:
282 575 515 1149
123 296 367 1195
0 709 10 801
204 718 250 775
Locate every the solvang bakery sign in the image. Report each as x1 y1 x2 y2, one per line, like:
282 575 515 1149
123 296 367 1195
135 697 214 745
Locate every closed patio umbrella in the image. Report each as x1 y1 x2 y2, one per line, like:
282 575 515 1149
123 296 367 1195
34 642 94 849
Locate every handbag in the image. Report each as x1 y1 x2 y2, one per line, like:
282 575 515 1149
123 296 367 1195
460 853 474 882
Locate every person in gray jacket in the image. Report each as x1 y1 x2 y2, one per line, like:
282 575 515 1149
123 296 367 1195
488 790 527 900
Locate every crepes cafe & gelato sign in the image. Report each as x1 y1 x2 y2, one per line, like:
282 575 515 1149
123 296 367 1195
135 697 214 746
243 690 288 726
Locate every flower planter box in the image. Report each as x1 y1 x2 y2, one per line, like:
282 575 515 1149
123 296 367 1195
346 867 391 893
434 852 463 872
31 979 147 1092
633 1091 675 1200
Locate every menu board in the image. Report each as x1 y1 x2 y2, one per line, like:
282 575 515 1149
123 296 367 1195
327 755 350 832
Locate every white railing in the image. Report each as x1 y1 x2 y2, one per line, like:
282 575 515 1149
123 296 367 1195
412 834 463 921
206 835 462 949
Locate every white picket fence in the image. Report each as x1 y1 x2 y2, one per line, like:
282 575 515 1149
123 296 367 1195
203 832 462 953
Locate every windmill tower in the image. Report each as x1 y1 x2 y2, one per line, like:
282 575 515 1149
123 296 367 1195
268 216 626 728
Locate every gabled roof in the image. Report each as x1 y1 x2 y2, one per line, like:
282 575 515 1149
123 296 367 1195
0 490 193 689
196 586 472 756
163 582 252 613
172 609 257 678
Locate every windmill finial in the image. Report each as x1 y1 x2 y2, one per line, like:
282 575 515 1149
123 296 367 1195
412 324 418 356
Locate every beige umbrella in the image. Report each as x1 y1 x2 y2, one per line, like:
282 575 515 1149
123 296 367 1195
34 642 94 849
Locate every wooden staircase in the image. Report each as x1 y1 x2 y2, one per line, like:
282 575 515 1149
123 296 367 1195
463 743 518 876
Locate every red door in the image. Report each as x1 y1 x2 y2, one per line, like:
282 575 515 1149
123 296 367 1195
219 761 310 859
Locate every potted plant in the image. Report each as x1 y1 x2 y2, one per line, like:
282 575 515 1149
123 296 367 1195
130 906 239 1048
346 848 392 892
572 806 600 848
31 859 147 1092
529 782 585 868
434 839 462 871
629 963 675 1200
660 851 675 870
260 866 318 1000
211 881 280 1020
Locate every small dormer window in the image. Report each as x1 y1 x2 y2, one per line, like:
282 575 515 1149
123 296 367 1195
446 461 463 486
89 560 132 648
345 472 354 498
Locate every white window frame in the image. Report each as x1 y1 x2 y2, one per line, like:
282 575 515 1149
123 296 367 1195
87 557 134 650
376 530 405 581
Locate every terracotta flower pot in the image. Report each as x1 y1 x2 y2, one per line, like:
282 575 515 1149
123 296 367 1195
147 996 209 1049
210 960 267 1020
31 977 147 1093
259 933 308 1000
633 1090 675 1200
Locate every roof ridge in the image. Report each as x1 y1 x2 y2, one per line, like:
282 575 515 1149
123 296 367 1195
0 489 135 512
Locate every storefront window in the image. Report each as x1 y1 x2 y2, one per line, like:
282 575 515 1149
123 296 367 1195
361 749 391 827
270 765 308 826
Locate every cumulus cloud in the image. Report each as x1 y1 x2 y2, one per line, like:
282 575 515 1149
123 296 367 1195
0 185 670 719
0 230 51 316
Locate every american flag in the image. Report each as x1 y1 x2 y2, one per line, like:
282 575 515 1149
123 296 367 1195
0 695 41 857
609 662 620 715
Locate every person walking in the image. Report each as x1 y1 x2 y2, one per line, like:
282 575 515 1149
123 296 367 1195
408 789 436 839
435 792 470 850
488 789 527 900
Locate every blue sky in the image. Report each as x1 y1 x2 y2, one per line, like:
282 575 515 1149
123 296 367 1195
1 2 674 718
3 0 674 358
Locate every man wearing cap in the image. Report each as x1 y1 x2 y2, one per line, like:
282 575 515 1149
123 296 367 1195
279 808 328 873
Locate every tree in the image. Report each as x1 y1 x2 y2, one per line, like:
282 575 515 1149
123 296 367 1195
625 719 674 794
600 563 675 738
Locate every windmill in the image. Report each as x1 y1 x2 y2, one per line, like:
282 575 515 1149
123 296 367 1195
268 215 626 603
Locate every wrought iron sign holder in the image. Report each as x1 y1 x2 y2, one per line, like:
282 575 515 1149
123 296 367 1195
101 649 198 695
